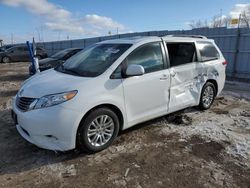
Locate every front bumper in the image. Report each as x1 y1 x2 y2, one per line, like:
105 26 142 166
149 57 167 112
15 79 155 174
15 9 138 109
12 97 82 151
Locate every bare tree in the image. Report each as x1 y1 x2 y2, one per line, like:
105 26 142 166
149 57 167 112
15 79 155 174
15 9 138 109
188 20 209 29
188 15 231 29
241 10 250 28
211 15 231 28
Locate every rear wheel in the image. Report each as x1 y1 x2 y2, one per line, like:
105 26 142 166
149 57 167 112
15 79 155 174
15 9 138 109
2 56 10 63
77 108 120 153
199 82 216 110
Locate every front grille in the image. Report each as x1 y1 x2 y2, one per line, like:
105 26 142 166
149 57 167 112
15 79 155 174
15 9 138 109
16 97 36 112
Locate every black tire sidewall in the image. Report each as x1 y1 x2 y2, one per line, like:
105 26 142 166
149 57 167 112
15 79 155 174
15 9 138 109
77 108 119 153
2 56 10 63
199 82 216 110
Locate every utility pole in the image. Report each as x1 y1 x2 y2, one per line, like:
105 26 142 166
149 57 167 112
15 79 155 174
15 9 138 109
238 14 241 28
232 13 242 77
11 33 14 44
58 31 61 41
220 9 222 27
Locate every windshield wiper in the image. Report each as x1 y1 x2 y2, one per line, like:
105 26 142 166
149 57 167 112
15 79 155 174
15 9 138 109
64 68 81 76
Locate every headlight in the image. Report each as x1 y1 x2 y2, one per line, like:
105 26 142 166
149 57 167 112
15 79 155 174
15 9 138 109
30 90 77 110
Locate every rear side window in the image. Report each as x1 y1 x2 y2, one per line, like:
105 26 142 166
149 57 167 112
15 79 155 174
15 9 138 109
196 41 220 62
166 42 196 67
13 47 22 52
127 42 164 73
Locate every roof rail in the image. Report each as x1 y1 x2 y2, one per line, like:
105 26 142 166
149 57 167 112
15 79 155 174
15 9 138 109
164 35 207 39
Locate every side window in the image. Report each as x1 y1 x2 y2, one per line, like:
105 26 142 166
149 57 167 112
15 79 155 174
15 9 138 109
166 42 196 67
14 47 22 53
21 47 28 53
196 41 220 62
127 42 164 73
23 47 28 52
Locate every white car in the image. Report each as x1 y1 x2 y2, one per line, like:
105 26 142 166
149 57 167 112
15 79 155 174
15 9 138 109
12 35 227 153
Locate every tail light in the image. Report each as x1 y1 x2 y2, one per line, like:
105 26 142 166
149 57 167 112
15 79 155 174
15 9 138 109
222 61 228 66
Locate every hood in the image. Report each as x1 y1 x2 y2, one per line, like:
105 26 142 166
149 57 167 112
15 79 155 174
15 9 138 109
19 69 92 98
39 58 57 65
0 51 6 56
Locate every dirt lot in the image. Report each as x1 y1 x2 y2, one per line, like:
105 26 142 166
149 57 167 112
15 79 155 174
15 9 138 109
0 62 250 188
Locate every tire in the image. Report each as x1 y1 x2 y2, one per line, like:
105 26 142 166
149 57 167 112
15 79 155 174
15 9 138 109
77 108 120 153
2 56 10 63
199 82 216 110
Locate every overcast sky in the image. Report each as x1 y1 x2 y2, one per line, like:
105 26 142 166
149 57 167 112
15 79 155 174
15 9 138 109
0 0 249 44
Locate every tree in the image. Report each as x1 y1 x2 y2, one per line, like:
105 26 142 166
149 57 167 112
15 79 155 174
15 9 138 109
241 10 250 28
188 15 232 29
211 15 230 28
188 20 209 29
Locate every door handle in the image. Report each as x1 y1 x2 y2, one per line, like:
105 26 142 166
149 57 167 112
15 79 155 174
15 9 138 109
160 74 169 80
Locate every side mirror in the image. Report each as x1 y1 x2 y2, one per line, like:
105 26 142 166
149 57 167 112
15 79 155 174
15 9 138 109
126 64 145 77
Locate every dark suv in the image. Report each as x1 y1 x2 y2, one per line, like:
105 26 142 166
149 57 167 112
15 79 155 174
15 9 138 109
0 45 47 63
29 48 82 75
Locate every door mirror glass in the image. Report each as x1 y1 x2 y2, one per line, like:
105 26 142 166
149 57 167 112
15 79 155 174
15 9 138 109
126 64 145 76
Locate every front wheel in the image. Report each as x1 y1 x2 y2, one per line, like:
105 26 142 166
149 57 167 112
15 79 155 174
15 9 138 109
77 108 120 153
199 82 216 110
2 56 10 63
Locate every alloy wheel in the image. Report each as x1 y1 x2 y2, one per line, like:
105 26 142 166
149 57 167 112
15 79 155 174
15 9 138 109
87 115 114 147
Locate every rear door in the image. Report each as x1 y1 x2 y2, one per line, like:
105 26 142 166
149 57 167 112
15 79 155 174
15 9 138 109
122 42 171 126
22 47 30 61
10 47 23 61
196 41 226 94
165 41 204 112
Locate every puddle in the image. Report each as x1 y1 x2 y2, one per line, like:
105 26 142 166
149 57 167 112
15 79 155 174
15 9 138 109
189 136 225 162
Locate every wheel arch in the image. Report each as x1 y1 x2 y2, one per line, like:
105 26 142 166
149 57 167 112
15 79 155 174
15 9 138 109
2 55 11 63
77 103 124 133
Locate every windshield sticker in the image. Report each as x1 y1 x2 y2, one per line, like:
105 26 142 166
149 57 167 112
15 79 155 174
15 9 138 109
105 48 120 54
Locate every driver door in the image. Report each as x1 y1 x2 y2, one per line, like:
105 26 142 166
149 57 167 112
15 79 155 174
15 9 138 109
122 42 171 126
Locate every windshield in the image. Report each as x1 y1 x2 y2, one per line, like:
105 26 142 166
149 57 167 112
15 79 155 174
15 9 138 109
55 43 131 77
51 49 72 59
0 46 12 52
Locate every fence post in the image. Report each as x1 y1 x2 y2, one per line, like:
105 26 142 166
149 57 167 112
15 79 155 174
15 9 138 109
232 28 241 77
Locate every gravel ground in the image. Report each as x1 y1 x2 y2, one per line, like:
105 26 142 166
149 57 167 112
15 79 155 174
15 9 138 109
0 62 249 188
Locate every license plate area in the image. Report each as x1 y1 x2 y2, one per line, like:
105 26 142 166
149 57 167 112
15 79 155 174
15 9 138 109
11 110 18 125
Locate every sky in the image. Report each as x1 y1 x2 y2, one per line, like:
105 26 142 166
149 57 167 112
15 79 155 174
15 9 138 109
0 0 249 44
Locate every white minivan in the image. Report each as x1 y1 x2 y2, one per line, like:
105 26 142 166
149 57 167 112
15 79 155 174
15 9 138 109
12 36 227 152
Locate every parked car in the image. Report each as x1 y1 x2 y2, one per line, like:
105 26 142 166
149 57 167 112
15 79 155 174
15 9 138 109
0 45 13 52
0 45 47 63
12 36 226 153
29 48 83 75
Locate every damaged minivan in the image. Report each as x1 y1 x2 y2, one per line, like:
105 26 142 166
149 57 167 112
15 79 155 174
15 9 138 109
12 35 226 153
